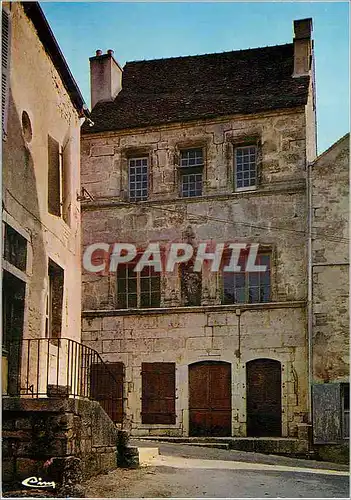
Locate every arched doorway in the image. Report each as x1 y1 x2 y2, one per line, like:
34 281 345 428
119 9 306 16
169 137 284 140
246 358 282 437
189 361 231 437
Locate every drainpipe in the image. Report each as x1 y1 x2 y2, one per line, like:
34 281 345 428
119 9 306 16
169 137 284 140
235 308 241 360
307 160 313 424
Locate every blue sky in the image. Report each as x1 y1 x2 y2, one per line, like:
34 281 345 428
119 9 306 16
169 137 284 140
41 1 349 154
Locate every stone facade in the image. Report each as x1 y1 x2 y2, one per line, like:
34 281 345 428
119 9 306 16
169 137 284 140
311 134 349 383
310 134 349 456
81 90 316 436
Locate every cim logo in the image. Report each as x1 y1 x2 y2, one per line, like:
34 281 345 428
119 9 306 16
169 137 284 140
83 241 268 275
22 476 56 489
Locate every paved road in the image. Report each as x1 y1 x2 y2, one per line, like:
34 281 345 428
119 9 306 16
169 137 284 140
83 441 349 498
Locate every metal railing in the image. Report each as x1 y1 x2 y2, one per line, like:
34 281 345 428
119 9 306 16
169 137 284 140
4 337 123 423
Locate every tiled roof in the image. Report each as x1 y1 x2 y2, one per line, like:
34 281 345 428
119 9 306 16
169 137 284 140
83 43 309 134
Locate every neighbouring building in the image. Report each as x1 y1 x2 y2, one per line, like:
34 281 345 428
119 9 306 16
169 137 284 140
81 18 321 446
2 2 119 486
310 133 349 460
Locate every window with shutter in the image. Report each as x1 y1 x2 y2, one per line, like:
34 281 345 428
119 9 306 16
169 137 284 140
48 135 61 216
62 138 71 225
141 362 176 424
2 8 11 135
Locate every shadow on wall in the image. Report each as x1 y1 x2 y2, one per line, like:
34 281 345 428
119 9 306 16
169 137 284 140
2 90 47 396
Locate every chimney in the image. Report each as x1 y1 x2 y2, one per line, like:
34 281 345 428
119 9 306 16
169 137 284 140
293 18 313 77
90 49 123 108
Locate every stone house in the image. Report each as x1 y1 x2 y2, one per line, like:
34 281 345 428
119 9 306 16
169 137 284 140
2 2 119 485
81 18 322 445
310 133 349 459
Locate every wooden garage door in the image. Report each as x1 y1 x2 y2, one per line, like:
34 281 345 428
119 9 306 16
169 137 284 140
189 361 231 437
141 362 176 424
90 362 124 423
246 358 281 437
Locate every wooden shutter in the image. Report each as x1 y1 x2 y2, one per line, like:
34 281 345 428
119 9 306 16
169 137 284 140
2 8 11 134
48 135 61 216
312 383 342 444
142 362 176 424
90 362 124 423
61 138 71 225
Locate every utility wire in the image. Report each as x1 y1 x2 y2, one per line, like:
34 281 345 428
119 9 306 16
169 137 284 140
85 199 349 245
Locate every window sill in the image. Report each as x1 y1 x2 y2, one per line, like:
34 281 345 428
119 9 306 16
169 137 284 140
234 186 257 193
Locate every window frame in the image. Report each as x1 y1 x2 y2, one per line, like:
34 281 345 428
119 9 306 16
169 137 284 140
221 250 271 305
341 383 349 440
128 155 149 202
234 144 258 192
116 262 161 309
178 147 205 198
3 223 27 272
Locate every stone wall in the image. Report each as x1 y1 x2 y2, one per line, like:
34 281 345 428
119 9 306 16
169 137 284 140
80 106 311 438
82 304 308 437
2 2 82 344
2 397 118 486
311 134 349 383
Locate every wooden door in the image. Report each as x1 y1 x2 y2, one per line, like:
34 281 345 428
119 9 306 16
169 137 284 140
141 362 176 424
246 359 282 437
189 361 231 437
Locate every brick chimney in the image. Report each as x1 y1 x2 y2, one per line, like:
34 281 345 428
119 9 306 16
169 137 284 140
293 18 313 77
90 49 122 108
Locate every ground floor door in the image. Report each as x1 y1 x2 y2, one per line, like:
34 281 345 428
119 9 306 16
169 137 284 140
189 361 231 437
90 362 124 423
2 271 26 395
246 358 282 437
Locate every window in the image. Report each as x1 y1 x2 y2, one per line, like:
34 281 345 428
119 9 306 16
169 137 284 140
2 8 11 135
46 260 64 338
222 251 270 304
117 263 160 309
234 145 257 190
179 148 204 197
48 135 61 216
2 270 25 395
4 223 27 272
128 157 148 201
22 111 32 143
342 383 349 439
180 260 202 306
141 363 176 424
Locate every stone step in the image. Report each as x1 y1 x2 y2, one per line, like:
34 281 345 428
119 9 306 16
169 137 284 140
132 436 310 456
137 447 159 465
183 442 230 450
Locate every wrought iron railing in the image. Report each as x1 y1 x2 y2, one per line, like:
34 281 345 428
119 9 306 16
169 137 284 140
4 338 123 423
